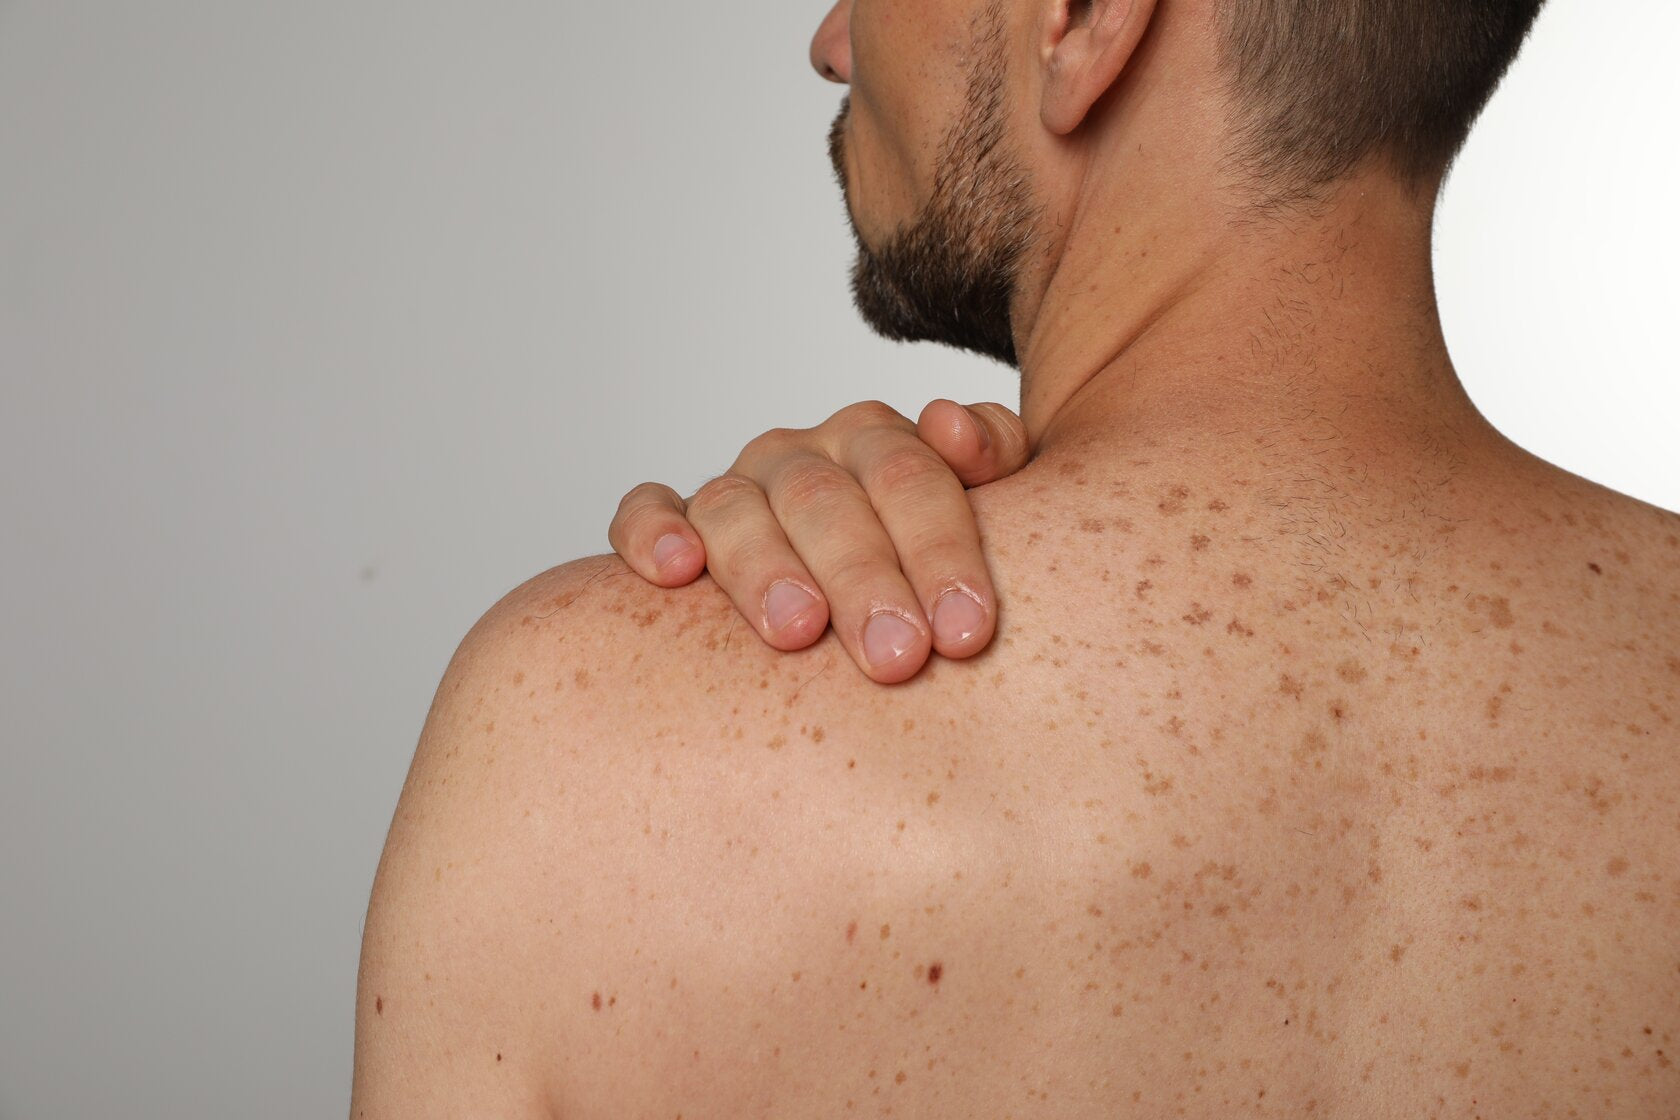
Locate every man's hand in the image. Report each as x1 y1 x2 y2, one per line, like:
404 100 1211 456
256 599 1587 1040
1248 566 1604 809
608 399 1030 683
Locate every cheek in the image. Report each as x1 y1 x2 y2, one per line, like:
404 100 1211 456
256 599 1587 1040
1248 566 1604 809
849 14 952 160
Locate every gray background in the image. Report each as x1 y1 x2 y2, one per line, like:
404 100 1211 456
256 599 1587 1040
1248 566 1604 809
0 2 1675 1117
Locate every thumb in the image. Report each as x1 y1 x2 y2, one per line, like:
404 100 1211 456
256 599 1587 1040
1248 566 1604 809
915 399 1031 488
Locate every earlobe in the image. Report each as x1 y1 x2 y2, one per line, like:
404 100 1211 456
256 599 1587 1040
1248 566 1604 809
1039 0 1157 136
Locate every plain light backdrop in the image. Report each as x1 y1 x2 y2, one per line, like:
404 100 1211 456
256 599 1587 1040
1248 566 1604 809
0 2 1675 1117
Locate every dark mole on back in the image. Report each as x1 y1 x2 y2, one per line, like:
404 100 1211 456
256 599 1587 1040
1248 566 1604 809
591 991 602 1011
375 996 383 1015
928 962 943 985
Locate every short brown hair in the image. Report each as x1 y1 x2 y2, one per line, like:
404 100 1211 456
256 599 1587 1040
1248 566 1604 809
1217 0 1546 199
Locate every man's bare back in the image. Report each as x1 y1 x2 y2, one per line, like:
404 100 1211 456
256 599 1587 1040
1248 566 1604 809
357 420 1680 1117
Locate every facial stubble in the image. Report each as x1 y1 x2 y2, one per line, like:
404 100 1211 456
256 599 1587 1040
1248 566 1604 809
826 5 1045 369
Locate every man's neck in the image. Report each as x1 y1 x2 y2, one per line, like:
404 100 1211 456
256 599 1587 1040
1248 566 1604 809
1012 167 1496 468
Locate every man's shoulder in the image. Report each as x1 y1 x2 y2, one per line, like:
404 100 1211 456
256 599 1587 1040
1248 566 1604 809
442 553 881 791
459 553 845 725
1530 467 1680 615
355 558 854 1111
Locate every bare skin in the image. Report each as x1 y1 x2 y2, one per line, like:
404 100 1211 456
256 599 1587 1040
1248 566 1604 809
354 403 1680 1117
352 0 1680 1114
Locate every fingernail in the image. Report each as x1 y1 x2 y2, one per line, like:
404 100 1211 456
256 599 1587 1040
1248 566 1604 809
932 589 985 646
653 533 691 569
863 611 919 668
765 580 818 631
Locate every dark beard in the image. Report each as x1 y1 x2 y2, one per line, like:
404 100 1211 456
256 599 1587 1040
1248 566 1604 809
826 5 1043 369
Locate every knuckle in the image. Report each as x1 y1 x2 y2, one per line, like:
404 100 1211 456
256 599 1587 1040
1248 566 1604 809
899 524 973 568
616 499 673 539
774 456 861 511
685 473 761 520
738 425 800 464
616 480 671 513
822 546 899 600
830 399 904 432
708 533 786 586
862 444 951 496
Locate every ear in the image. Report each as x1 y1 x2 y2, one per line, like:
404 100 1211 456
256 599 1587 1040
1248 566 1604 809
1039 0 1158 136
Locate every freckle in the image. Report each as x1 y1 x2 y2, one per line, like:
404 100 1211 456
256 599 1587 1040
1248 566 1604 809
1336 660 1367 683
1080 517 1105 533
1190 534 1210 551
575 668 591 690
1454 1062 1471 1078
1279 674 1304 700
926 790 941 805
1390 944 1406 963
1462 895 1482 910
1471 594 1516 629
591 991 602 1011
484 721 495 734
846 921 858 943
847 759 855 768
1606 856 1629 877
927 962 943 984
1486 695 1503 722
1131 861 1152 879
1588 562 1603 575
903 718 916 731
880 924 891 940
512 671 524 686
767 734 786 751
812 726 825 742
1232 572 1253 589
375 996 383 1015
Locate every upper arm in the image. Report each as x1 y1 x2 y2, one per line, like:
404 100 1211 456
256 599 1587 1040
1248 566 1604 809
350 556 628 1120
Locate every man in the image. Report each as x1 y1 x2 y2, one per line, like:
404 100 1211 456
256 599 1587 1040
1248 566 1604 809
352 0 1680 1115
